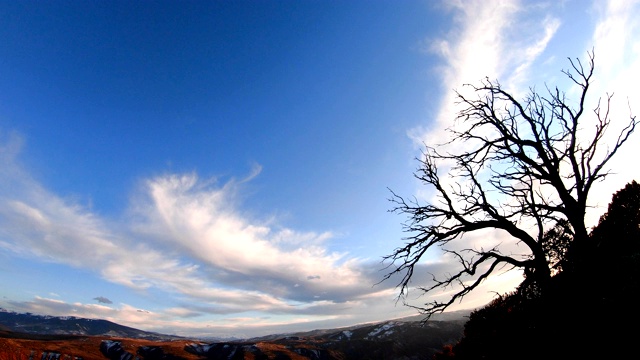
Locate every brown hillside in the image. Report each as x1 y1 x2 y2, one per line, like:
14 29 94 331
0 330 340 360
0 331 201 360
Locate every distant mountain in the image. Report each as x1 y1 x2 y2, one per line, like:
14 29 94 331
0 307 182 341
248 309 471 342
235 310 470 359
0 308 471 359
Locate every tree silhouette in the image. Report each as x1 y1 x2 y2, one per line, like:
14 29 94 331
383 51 638 317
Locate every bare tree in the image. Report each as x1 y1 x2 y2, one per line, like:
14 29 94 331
383 51 637 317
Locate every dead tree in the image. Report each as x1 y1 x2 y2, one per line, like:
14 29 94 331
383 51 637 317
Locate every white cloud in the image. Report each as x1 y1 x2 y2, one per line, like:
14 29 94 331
414 0 565 146
0 134 409 333
506 15 561 90
582 0 640 226
130 172 374 302
0 144 478 335
414 0 519 147
1 292 421 338
5 296 115 319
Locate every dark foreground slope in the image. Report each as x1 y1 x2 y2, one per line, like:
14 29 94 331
434 181 640 360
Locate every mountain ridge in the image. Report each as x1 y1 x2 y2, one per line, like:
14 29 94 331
0 307 183 341
0 308 470 359
0 306 471 342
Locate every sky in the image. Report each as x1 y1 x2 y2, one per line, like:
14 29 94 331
0 0 638 339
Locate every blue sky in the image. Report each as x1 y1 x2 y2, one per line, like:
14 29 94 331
0 0 638 338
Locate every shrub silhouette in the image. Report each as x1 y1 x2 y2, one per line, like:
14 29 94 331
435 181 640 359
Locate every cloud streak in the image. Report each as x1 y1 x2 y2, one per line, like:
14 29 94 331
415 0 562 145
131 173 377 303
0 133 418 335
582 0 640 225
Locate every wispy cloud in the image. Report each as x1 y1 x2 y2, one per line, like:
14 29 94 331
0 132 421 335
583 0 640 224
413 0 561 146
2 290 423 338
5 296 115 320
128 172 381 304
